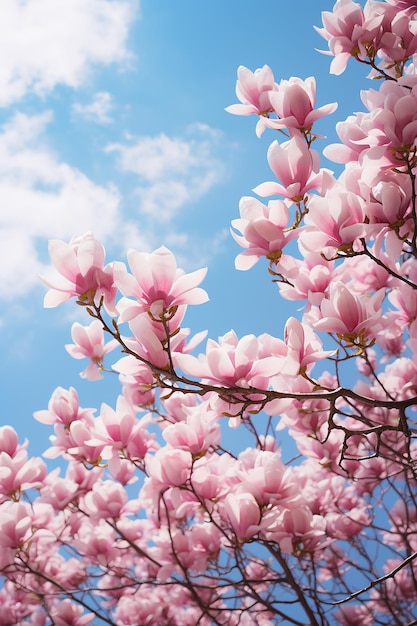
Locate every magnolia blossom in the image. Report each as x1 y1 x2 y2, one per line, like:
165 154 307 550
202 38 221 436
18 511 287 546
284 317 335 374
301 186 366 254
316 0 384 75
49 600 94 626
231 196 298 270
265 76 337 134
221 491 262 540
253 137 325 201
42 233 117 313
314 282 385 347
65 320 118 380
33 386 95 427
225 64 278 136
4 4 417 624
225 64 277 116
177 330 295 389
145 447 192 487
113 246 208 321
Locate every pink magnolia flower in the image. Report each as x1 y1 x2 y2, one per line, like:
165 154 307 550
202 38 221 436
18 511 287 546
335 604 374 626
113 245 208 322
0 451 47 501
262 505 326 553
314 282 385 348
83 481 128 520
265 76 337 134
315 0 384 75
145 447 192 487
65 320 118 381
162 407 221 456
231 196 298 270
177 330 294 389
253 137 324 202
278 253 334 305
221 491 262 540
0 500 32 550
42 232 117 313
361 81 417 152
33 386 95 427
300 186 366 254
377 8 417 67
87 395 157 462
323 110 388 164
119 363 156 408
284 317 335 375
225 65 277 116
49 600 94 626
0 425 24 458
235 449 297 508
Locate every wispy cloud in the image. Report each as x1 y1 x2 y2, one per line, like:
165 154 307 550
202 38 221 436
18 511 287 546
0 0 136 106
72 92 114 124
0 112 121 298
105 124 224 221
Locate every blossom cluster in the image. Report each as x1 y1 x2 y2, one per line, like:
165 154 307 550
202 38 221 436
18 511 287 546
2 0 417 624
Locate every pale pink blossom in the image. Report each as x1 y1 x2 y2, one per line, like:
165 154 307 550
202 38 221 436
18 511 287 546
33 386 95 427
0 451 47 501
253 137 324 201
225 65 278 136
87 395 157 462
65 320 118 380
221 491 262 540
42 232 117 313
163 407 221 456
83 481 128 520
278 254 334 306
262 506 326 553
335 604 374 626
265 76 337 134
0 425 24 458
0 501 32 551
315 0 384 75
231 196 298 270
49 600 94 626
300 186 366 254
114 245 208 321
284 317 335 375
235 449 297 508
377 9 417 67
360 81 417 152
177 330 295 392
145 447 192 487
314 282 385 347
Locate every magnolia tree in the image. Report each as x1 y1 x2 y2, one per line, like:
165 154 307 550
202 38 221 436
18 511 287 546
2 0 417 624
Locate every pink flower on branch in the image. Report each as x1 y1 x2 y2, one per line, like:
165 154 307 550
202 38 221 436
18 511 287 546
42 232 117 313
314 282 386 350
231 196 299 270
33 386 95 427
221 491 262 540
225 64 277 116
315 0 384 75
265 76 337 135
65 320 118 381
284 317 335 376
253 137 326 202
114 246 208 322
49 600 94 626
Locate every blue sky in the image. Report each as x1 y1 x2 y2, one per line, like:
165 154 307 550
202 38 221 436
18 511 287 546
0 0 368 458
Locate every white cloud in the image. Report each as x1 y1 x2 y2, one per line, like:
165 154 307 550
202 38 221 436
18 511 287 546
72 92 114 124
0 112 121 298
0 0 136 106
105 126 224 221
